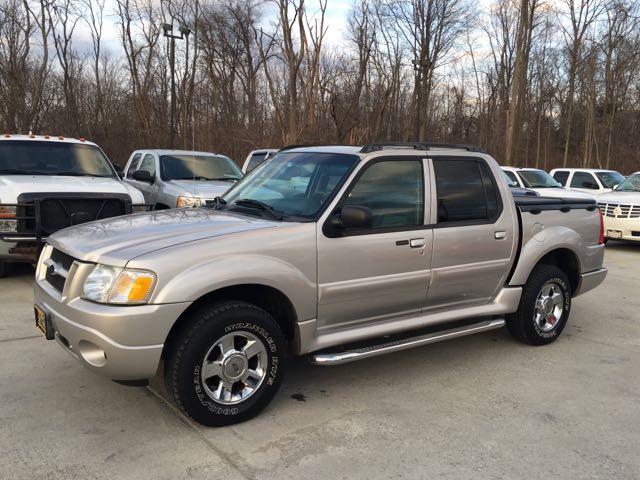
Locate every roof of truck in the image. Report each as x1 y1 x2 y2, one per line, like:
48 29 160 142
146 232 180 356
0 134 98 146
132 149 230 157
279 143 486 156
549 168 620 173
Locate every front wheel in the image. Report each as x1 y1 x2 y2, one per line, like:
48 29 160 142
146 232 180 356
0 261 7 278
165 301 286 426
506 264 572 345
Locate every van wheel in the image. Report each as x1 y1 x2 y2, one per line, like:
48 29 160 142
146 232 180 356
165 301 286 427
506 264 571 346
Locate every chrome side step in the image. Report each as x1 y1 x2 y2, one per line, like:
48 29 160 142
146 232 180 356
309 319 505 366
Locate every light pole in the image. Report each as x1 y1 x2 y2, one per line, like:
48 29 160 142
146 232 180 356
162 22 191 149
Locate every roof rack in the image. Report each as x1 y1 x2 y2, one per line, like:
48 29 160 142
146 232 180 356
359 142 484 154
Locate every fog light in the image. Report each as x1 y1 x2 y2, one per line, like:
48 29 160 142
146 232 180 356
0 219 17 232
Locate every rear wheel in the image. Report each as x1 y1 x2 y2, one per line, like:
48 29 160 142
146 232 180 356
506 264 571 345
0 261 8 278
165 301 286 426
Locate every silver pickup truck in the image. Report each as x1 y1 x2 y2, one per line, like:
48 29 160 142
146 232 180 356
33 143 607 426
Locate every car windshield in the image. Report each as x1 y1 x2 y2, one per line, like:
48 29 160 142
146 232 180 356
614 173 640 192
161 154 242 181
518 170 562 188
596 171 625 189
501 171 519 188
223 151 359 220
0 140 115 177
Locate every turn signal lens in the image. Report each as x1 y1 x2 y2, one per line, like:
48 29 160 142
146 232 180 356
598 208 605 245
0 206 16 218
108 270 156 303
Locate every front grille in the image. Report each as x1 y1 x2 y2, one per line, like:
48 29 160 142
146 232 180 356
44 248 76 292
598 203 640 219
17 193 131 237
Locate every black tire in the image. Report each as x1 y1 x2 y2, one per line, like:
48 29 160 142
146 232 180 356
506 264 572 346
0 261 8 278
165 301 286 427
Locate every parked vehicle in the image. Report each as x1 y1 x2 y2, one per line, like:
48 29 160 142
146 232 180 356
550 168 625 195
123 150 243 209
0 135 146 277
241 149 277 173
501 167 594 200
501 171 539 196
596 172 640 242
34 142 606 426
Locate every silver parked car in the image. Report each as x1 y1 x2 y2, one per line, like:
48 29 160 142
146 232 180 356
34 142 607 426
123 149 243 209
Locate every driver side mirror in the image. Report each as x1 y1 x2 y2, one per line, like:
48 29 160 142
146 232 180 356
330 205 373 230
132 169 154 183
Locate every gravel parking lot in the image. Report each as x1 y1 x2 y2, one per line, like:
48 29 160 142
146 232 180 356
1 243 639 480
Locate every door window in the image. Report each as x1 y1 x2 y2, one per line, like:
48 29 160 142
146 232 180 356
552 171 570 186
342 160 424 229
137 154 156 177
434 159 501 224
503 170 519 186
570 172 598 189
125 153 142 178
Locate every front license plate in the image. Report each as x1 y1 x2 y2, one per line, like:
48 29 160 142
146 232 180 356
607 229 623 239
34 304 55 340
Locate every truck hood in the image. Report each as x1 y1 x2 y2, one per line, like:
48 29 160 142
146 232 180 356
166 179 237 198
48 208 281 266
0 175 144 204
597 191 640 205
533 187 595 200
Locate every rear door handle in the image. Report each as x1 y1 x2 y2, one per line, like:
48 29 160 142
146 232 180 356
409 238 425 248
494 231 507 240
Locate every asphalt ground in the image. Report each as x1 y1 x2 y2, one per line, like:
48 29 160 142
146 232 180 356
1 242 638 479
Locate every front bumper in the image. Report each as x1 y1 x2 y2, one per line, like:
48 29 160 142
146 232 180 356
34 280 191 381
574 268 607 297
0 236 41 263
602 216 640 242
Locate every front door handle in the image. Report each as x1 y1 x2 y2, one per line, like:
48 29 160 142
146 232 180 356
494 231 507 240
409 238 425 248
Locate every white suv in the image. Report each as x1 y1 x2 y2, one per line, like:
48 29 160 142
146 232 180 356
0 134 146 276
501 167 594 200
597 172 640 242
550 168 625 195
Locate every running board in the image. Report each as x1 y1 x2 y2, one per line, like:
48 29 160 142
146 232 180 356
309 319 505 366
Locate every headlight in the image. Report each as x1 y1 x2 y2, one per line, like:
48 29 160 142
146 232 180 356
0 219 17 232
177 196 205 208
131 204 149 213
83 264 156 304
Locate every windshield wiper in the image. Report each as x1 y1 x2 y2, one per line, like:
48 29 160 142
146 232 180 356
210 196 226 210
0 169 50 175
232 198 283 220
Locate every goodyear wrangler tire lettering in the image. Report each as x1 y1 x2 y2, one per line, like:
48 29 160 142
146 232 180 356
165 301 287 427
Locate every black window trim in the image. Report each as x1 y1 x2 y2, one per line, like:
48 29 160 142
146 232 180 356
430 155 504 229
323 155 428 238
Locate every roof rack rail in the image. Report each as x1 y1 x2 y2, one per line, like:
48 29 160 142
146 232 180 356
359 142 484 154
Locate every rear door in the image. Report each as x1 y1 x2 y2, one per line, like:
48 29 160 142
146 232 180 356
570 171 601 194
425 156 517 311
316 156 433 332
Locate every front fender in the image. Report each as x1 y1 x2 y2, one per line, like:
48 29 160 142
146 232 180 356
151 254 317 322
509 225 585 286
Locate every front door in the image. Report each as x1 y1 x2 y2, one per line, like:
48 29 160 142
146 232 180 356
129 153 159 205
425 156 517 311
316 157 433 333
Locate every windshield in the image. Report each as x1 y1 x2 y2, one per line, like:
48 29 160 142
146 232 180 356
518 170 562 188
161 154 242 181
501 171 519 187
0 140 115 177
614 173 640 192
223 151 359 219
596 171 625 189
